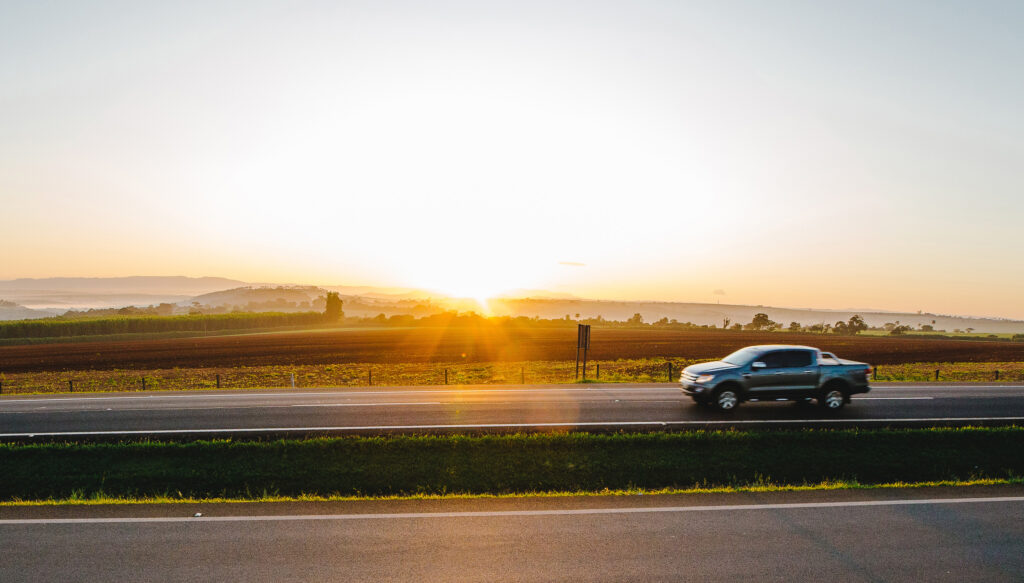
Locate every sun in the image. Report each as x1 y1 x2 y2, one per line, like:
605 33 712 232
435 283 502 315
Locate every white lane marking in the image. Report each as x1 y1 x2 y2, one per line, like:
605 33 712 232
1 384 1023 406
873 385 1024 390
860 397 934 400
3 496 1023 525
290 402 442 408
0 387 670 405
3 416 1024 438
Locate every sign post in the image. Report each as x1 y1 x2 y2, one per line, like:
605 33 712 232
576 324 591 380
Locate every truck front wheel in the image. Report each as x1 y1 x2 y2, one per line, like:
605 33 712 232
712 386 740 412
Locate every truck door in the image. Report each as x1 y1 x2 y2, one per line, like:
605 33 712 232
745 350 794 396
787 349 819 391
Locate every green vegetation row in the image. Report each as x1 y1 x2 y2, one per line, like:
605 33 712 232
0 311 330 339
2 427 1022 501
5 309 1022 345
2 360 1022 395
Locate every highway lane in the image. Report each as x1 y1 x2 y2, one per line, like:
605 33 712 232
1 486 1022 582
2 383 1024 439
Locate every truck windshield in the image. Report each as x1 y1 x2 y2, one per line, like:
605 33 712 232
721 347 761 365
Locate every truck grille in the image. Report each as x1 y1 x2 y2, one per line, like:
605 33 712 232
681 371 698 383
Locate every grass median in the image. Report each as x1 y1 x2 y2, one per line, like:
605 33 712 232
2 427 1023 502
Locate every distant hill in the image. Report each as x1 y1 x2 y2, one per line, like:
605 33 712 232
0 300 59 321
189 286 326 311
0 276 246 310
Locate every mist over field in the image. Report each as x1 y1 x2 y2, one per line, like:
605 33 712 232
2 276 1022 334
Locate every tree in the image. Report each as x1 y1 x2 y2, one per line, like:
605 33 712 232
323 292 344 321
846 315 867 335
722 317 731 329
627 313 644 325
788 322 801 332
833 321 848 335
748 313 776 331
889 324 913 336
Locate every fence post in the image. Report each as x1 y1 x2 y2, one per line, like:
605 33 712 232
445 368 448 385
290 373 296 389
667 362 672 382
935 369 940 381
368 369 372 386
216 374 221 389
69 380 74 393
873 367 878 381
596 364 600 380
0 380 3 394
995 370 1000 381
141 377 146 391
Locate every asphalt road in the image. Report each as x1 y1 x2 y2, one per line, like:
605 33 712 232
2 383 1024 439
2 486 1022 582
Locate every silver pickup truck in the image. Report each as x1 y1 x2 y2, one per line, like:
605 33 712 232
680 344 871 411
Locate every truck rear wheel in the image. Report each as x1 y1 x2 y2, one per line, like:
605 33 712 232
819 386 847 410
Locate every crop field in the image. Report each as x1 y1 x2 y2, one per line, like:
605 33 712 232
4 327 1024 374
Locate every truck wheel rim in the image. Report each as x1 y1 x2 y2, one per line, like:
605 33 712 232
718 391 737 409
825 390 843 408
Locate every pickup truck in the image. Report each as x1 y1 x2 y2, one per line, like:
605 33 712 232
680 344 871 411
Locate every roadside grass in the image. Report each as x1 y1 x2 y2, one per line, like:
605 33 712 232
3 427 1023 502
2 359 1023 395
4 477 1020 506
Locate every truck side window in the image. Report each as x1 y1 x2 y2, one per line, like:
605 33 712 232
785 351 813 367
761 352 787 368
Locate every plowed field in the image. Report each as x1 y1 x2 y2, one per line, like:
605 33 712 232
2 327 1023 373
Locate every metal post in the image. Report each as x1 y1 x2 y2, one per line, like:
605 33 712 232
596 364 600 380
995 370 1000 381
873 367 878 380
216 374 221 389
445 368 448 385
368 369 372 386
667 362 672 382
290 373 296 388
581 325 590 381
141 377 146 391
68 380 73 392
935 369 940 381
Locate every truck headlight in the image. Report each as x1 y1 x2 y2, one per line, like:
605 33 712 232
696 374 715 384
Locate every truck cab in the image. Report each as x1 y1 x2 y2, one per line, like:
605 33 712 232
680 344 871 411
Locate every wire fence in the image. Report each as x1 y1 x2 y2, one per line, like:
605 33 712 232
0 360 1021 396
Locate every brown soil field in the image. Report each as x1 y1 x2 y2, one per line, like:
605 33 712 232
2 327 1024 373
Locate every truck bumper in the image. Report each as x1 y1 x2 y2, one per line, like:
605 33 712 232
681 381 711 397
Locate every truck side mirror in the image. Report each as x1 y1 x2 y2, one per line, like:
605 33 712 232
751 361 766 369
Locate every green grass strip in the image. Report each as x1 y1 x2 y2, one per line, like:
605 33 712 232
4 478 1022 507
3 427 1023 502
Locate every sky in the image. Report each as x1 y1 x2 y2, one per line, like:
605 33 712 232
1 0 1022 318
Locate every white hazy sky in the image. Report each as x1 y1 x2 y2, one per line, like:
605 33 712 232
2 0 1022 317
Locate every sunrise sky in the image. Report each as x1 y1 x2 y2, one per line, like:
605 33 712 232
2 1 1022 318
